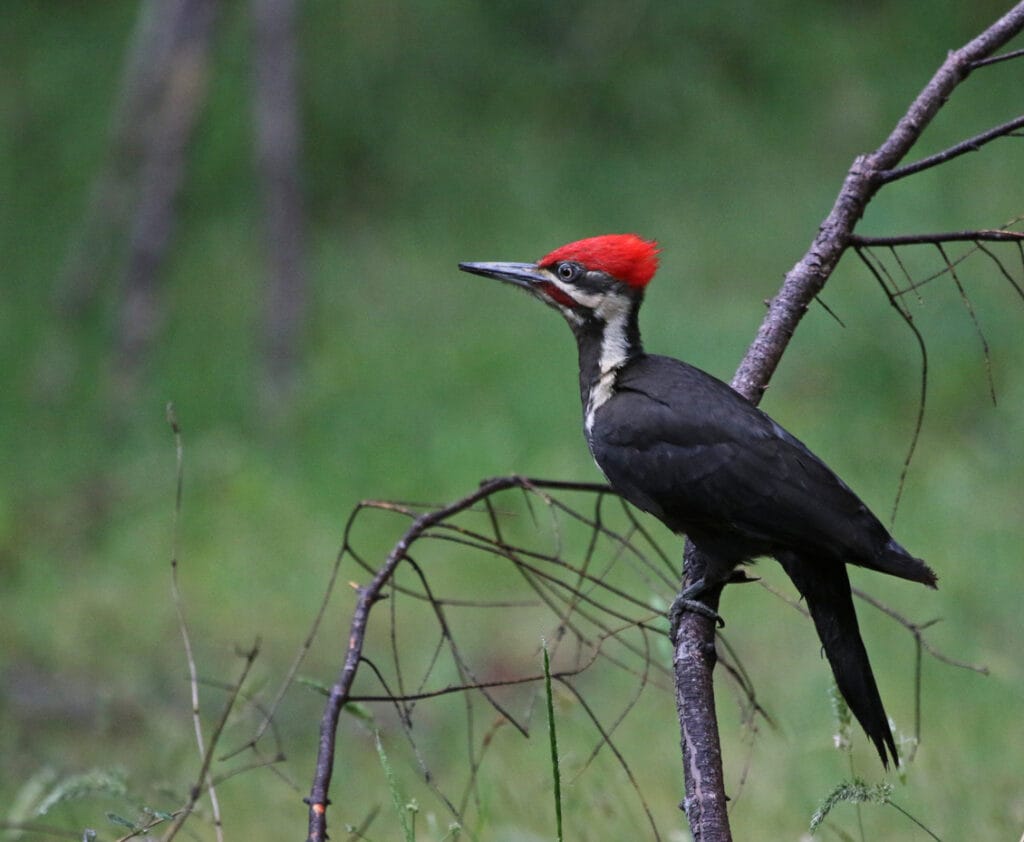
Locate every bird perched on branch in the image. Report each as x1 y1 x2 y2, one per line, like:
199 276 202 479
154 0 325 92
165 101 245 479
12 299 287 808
459 233 937 767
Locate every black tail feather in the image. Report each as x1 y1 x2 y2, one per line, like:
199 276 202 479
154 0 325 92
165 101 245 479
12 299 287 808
777 551 898 768
874 538 938 589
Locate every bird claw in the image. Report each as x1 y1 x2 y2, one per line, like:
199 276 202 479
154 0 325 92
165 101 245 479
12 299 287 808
668 593 724 640
667 573 736 639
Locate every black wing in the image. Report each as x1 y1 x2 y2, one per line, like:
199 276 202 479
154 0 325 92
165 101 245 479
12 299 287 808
589 355 898 570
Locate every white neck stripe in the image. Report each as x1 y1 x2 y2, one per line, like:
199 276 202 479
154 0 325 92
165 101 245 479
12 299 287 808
585 301 631 433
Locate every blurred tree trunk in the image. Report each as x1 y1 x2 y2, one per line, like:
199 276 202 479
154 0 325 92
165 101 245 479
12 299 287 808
49 0 308 418
54 0 192 320
37 0 216 407
112 0 220 402
251 0 307 417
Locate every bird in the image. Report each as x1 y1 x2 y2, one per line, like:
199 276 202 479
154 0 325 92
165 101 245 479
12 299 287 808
459 233 937 768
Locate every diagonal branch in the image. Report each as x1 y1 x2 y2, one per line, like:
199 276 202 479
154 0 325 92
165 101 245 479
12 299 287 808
730 2 1024 405
969 44 1024 68
304 475 529 842
878 114 1024 184
674 6 1024 840
305 476 663 842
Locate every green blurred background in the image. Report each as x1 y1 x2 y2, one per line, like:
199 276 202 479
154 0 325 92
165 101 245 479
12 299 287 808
3 1 1023 839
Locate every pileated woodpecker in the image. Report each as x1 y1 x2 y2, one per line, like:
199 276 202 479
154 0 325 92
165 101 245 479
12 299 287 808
459 233 937 767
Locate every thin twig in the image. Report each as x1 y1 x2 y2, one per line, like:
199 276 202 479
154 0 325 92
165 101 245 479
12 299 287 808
970 44 1024 67
306 476 532 842
851 587 990 676
164 403 224 841
557 678 663 842
161 641 261 842
851 230 1024 247
852 246 929 523
877 114 1024 183
976 241 1024 302
937 241 998 405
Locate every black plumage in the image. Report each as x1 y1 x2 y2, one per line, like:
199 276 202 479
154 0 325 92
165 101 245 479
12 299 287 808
589 354 934 767
591 354 930 584
460 234 938 768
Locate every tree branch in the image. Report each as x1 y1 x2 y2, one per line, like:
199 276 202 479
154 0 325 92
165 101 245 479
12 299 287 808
877 114 1024 184
305 476 562 842
673 6 1024 840
851 229 1024 247
730 3 1024 405
969 44 1024 68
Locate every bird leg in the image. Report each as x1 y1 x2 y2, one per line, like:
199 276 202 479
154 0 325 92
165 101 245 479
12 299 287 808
668 570 760 639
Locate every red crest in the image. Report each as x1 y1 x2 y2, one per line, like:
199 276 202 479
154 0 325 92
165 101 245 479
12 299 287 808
538 234 660 288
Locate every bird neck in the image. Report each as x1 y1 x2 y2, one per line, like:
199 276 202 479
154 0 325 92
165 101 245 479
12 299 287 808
573 298 644 432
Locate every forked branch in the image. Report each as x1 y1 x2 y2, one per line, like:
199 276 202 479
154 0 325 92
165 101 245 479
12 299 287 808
676 6 1024 841
304 476 678 842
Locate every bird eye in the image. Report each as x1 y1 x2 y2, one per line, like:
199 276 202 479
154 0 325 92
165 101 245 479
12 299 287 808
557 263 577 281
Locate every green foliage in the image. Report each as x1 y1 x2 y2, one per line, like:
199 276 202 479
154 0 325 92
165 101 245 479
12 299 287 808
543 640 564 842
828 682 855 758
809 775 942 840
376 731 417 842
1 2 1022 840
810 778 893 834
31 768 128 817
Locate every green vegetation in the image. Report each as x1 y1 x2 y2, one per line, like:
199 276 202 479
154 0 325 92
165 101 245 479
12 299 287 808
2 2 1022 839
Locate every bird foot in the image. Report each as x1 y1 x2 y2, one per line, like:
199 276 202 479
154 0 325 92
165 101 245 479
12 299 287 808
668 588 724 640
666 572 754 639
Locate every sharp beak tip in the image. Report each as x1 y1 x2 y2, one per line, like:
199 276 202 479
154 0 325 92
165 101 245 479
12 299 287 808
457 261 543 288
457 261 491 278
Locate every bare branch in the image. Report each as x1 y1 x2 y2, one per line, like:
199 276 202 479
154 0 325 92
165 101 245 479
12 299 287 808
853 247 930 523
674 553 730 840
851 229 1024 247
165 405 224 841
937 242 998 405
675 7 1024 839
305 476 533 842
731 4 1024 403
970 44 1024 68
160 641 260 842
877 114 1024 184
303 478 706 839
851 588 990 677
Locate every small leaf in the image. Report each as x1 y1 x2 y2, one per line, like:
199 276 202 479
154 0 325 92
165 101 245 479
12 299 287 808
376 731 414 842
810 778 893 832
35 768 128 816
343 701 375 722
106 812 138 830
